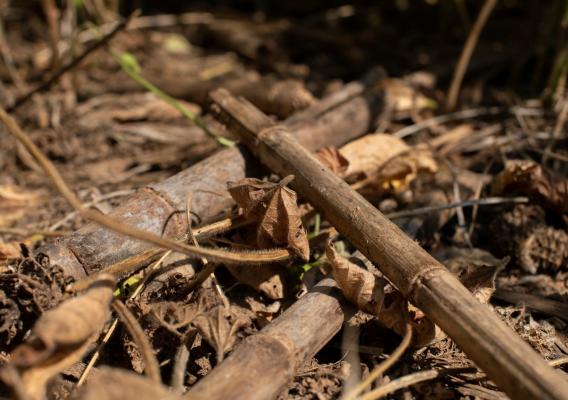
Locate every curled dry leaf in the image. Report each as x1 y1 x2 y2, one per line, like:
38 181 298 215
3 274 116 400
192 306 248 363
326 244 438 347
491 159 568 214
441 247 505 304
379 78 437 117
338 133 438 192
379 290 442 348
0 185 43 227
0 234 46 263
315 146 349 176
71 367 178 400
225 263 287 300
227 175 309 260
0 240 24 261
325 244 386 315
327 244 501 347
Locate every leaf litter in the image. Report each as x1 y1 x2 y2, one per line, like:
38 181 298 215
1 3 568 400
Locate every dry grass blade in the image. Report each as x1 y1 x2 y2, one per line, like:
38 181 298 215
359 367 472 400
1 274 115 400
446 0 497 109
71 367 178 400
111 299 161 384
343 322 413 400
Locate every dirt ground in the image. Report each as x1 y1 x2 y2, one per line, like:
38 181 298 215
0 1 567 399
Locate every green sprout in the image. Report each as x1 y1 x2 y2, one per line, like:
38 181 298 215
111 50 235 147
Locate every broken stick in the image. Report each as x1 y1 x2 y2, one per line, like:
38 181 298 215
38 80 381 279
209 88 568 400
186 278 346 400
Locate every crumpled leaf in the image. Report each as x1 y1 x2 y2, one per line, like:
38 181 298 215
327 245 501 347
2 275 116 400
227 175 309 260
225 263 287 300
379 78 437 117
0 185 43 227
0 241 23 261
325 244 387 315
326 244 438 347
441 247 506 303
491 159 568 214
338 133 438 192
71 367 177 400
315 146 349 175
192 306 248 363
0 234 45 264
378 290 443 348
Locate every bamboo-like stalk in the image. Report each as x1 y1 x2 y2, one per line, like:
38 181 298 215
185 278 346 400
209 88 568 400
37 80 380 278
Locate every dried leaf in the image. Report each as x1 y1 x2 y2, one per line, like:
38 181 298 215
491 159 568 214
315 146 349 176
0 185 43 227
339 134 437 192
71 367 177 400
441 247 505 304
192 306 248 363
325 244 386 315
228 176 309 260
0 241 23 260
3 275 115 400
378 290 442 348
380 78 437 117
225 263 287 300
75 93 201 129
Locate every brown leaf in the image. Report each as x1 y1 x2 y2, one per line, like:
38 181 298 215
0 241 23 260
228 176 309 260
71 367 178 400
326 244 439 347
441 247 505 304
0 185 43 227
315 146 349 176
3 275 115 400
325 244 386 315
192 306 248 363
491 159 568 214
378 290 442 348
379 78 437 117
339 134 437 192
225 263 287 300
75 93 201 130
